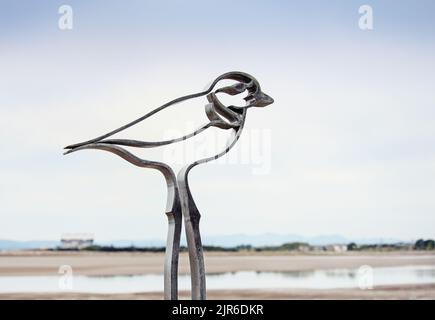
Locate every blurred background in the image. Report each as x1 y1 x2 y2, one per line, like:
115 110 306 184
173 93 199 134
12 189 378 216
1 0 434 243
0 0 435 299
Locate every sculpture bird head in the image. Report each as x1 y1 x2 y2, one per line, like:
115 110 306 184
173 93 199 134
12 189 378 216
212 72 274 109
204 72 274 129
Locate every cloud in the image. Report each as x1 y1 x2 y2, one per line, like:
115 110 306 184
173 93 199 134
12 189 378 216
1 1 435 241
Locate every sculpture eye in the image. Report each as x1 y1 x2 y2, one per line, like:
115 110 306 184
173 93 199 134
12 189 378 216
244 94 254 101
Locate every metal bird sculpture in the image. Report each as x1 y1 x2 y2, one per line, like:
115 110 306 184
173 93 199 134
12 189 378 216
64 71 274 300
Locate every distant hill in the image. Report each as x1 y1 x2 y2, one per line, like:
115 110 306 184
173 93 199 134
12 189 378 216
0 240 59 250
0 234 406 251
202 234 403 247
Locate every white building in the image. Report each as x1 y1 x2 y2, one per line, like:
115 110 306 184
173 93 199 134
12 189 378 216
325 244 348 253
61 233 94 249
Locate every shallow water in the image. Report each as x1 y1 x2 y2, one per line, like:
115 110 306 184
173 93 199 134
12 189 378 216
1 265 435 293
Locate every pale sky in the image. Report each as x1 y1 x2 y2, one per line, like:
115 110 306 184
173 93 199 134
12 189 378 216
1 1 434 242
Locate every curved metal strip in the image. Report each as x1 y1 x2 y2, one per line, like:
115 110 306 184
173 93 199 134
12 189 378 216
205 104 241 130
206 92 243 124
65 143 181 300
97 122 214 148
64 72 255 150
177 109 247 300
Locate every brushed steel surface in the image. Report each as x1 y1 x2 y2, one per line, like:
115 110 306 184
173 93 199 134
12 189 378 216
64 71 273 299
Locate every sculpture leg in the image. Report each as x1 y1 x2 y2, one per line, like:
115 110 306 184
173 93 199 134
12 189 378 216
164 196 182 300
64 144 182 300
160 174 182 300
178 167 206 300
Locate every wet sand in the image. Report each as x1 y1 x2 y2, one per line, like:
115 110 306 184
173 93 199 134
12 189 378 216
1 251 434 276
1 251 434 299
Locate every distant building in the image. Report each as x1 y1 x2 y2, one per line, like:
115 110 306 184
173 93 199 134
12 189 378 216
61 233 94 249
309 244 348 252
325 244 348 252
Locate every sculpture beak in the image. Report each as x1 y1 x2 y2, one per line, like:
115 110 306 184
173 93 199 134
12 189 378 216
252 92 274 107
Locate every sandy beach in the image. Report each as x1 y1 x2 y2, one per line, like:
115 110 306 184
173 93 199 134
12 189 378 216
1 251 434 299
2 284 435 300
